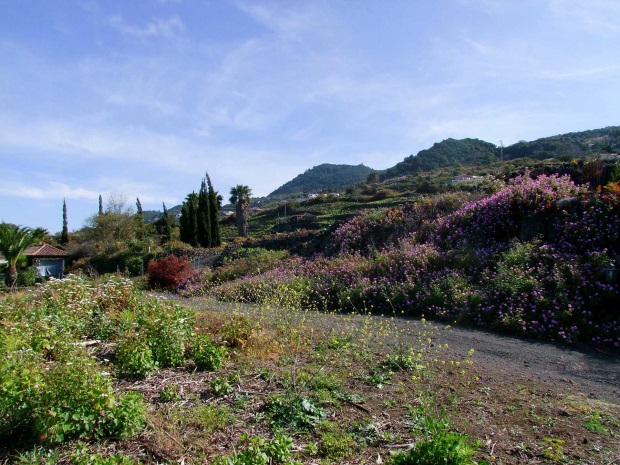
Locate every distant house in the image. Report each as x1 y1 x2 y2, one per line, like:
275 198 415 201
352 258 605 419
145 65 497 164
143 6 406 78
449 175 483 183
600 153 620 160
23 244 69 279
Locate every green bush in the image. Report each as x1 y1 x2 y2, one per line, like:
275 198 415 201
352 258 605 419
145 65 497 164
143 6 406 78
35 353 147 443
0 349 43 439
17 266 37 287
391 410 477 465
191 334 227 371
115 336 158 378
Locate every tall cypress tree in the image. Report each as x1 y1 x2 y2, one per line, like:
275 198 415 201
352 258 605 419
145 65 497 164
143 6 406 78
60 199 69 245
180 192 198 246
206 173 221 247
196 178 211 248
136 198 143 217
98 195 104 215
135 198 144 239
161 202 172 243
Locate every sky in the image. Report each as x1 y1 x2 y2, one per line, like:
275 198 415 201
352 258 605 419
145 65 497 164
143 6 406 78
1 0 619 233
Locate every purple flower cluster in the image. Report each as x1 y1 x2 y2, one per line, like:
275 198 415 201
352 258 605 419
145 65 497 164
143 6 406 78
434 173 585 249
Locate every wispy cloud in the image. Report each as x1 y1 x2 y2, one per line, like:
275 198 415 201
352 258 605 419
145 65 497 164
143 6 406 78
110 15 185 39
0 181 98 201
234 1 334 41
548 0 620 36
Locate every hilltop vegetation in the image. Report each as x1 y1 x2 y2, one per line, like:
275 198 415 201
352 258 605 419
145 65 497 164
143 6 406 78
504 125 620 160
268 163 374 197
381 125 620 181
382 138 499 179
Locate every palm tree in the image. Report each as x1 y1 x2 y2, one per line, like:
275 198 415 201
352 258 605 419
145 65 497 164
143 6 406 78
229 185 252 238
0 223 48 287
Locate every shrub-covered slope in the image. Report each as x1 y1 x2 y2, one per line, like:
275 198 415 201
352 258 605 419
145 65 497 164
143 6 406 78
187 174 620 349
268 163 374 197
382 138 499 179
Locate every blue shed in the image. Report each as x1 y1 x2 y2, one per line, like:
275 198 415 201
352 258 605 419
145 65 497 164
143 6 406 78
23 244 69 279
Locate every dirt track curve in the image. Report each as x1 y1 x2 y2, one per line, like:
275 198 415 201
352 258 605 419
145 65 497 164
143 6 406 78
169 295 620 404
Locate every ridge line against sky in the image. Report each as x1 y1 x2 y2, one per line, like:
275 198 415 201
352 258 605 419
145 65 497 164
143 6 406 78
1 0 619 233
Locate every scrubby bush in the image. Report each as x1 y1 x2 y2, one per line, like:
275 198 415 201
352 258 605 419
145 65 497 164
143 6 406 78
191 334 227 371
1 348 147 444
115 336 158 378
147 255 193 291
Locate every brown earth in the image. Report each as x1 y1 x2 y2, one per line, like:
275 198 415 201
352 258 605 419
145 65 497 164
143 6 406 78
168 295 620 464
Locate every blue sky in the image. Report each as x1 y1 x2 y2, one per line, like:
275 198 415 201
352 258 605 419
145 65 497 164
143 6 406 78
1 0 619 233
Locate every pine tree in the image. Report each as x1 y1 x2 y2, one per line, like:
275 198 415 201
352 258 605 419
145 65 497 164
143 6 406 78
60 199 69 245
196 178 211 248
206 173 221 247
98 195 103 215
136 198 143 217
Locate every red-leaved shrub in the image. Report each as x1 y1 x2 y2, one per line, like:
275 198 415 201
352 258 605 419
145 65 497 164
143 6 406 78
147 255 192 291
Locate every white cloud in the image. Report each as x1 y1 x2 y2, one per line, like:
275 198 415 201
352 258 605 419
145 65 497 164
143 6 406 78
0 181 98 201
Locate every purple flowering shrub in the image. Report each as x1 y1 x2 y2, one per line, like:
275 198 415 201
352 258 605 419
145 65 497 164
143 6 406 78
555 193 620 253
434 173 586 249
332 208 405 255
475 240 618 345
413 270 483 321
332 193 470 255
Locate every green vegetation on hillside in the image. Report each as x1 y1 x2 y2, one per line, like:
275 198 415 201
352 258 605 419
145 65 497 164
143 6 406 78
382 138 499 179
269 163 374 197
504 125 620 160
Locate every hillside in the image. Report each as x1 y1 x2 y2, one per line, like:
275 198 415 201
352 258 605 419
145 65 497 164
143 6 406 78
382 138 498 179
142 205 182 223
381 126 620 180
268 163 374 197
504 125 620 160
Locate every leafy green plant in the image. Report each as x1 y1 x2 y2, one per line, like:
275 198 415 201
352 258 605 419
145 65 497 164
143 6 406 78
211 434 300 465
393 408 478 465
265 395 327 431
34 354 147 443
191 334 227 371
15 446 60 464
540 438 564 461
159 385 183 403
317 422 357 460
0 348 43 439
115 336 158 378
382 348 426 372
583 412 617 434
16 266 37 287
366 370 392 388
210 377 233 397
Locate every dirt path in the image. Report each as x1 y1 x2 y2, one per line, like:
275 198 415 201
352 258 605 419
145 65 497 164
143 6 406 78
168 295 620 404
432 323 620 404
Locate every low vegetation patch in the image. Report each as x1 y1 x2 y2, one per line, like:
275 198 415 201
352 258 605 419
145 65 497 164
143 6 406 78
1 271 619 463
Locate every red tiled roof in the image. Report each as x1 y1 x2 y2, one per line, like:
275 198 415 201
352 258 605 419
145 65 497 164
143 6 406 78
23 244 69 258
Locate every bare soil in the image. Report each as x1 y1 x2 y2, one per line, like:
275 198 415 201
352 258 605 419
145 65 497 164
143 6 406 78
169 295 620 464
